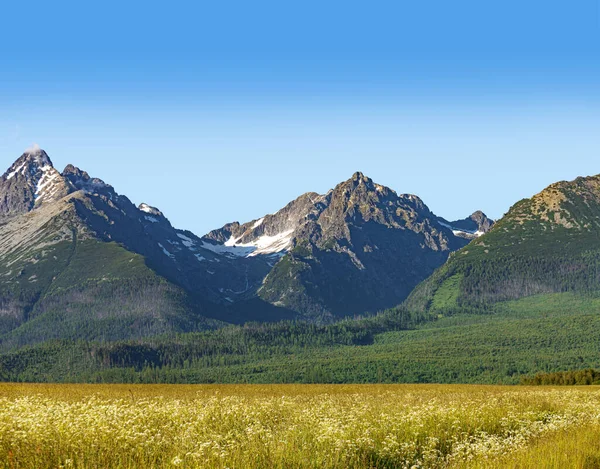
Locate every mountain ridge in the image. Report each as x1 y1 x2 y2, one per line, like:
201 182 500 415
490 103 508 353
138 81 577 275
0 148 491 346
404 172 600 316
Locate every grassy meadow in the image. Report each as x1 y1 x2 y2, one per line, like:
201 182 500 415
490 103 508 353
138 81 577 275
1 384 600 468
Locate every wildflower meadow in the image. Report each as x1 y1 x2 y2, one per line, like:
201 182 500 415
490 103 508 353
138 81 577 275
1 384 599 468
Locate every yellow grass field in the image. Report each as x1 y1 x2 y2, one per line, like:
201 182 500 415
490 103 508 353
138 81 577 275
1 383 599 469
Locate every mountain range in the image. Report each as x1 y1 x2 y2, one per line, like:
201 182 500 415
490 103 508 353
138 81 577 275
0 147 492 347
3 146 600 384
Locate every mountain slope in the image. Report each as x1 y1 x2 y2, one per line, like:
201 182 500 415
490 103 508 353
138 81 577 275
406 174 600 315
0 148 233 345
204 172 492 320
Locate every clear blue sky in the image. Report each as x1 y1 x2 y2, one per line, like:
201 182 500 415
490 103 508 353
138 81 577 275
0 1 598 235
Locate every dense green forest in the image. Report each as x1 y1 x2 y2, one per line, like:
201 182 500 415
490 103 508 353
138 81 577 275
2 292 600 384
521 368 600 385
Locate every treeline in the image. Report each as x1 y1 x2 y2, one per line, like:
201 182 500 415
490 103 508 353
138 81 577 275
521 369 600 386
3 292 600 385
0 304 429 383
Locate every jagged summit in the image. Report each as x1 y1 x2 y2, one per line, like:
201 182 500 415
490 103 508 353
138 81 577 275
350 171 369 182
0 146 70 216
3 146 53 180
62 164 110 193
341 171 381 192
204 171 471 260
63 164 89 178
0 147 121 218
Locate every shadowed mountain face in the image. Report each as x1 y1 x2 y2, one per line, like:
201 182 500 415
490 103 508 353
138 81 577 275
0 149 489 346
203 172 489 320
406 174 600 316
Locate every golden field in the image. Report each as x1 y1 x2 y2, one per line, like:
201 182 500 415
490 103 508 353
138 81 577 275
0 384 599 468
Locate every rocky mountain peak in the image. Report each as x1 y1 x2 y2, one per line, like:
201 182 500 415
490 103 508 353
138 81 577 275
22 143 51 163
469 211 494 232
256 173 473 317
351 171 370 183
0 146 70 216
63 164 89 179
342 171 378 192
62 164 110 193
203 172 461 263
321 172 434 232
3 146 53 181
334 172 409 205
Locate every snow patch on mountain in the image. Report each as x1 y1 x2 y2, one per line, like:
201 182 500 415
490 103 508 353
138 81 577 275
201 229 295 258
438 221 484 238
201 241 255 257
157 242 175 258
227 229 294 255
6 162 27 181
34 167 63 202
176 233 196 248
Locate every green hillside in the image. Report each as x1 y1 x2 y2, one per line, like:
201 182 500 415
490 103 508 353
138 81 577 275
406 174 600 315
0 238 221 349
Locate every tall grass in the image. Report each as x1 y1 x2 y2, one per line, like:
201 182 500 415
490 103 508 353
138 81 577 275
0 384 599 468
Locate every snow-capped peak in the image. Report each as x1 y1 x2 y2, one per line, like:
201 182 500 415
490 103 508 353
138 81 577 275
0 147 71 214
4 147 53 181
